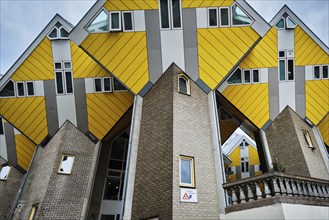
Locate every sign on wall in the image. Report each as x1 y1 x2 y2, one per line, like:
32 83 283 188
180 188 198 203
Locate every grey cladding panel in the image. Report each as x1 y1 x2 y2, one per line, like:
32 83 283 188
44 80 59 136
4 123 17 166
295 66 306 118
74 79 88 133
268 68 280 120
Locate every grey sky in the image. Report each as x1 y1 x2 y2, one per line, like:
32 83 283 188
0 0 328 75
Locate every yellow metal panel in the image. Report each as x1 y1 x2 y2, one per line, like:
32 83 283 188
15 134 36 171
229 147 240 167
81 32 149 94
182 0 233 8
318 114 329 146
11 37 53 81
86 92 134 140
240 27 278 69
104 0 158 11
295 26 329 66
249 146 260 165
0 97 48 145
198 27 259 90
222 84 269 128
305 79 329 125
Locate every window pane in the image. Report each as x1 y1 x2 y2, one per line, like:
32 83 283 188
113 78 127 91
287 17 296 28
55 62 62 70
220 8 229 26
56 72 64 94
101 215 115 220
48 27 58 38
232 4 253 25
244 70 251 83
0 118 4 135
111 139 126 160
103 178 121 200
246 162 249 172
64 62 71 69
17 82 25 96
314 66 320 79
65 71 73 93
0 81 15 97
27 82 35 96
253 70 259 83
87 10 109 32
228 68 242 84
179 77 188 94
181 159 192 184
104 78 112 91
279 51 285 58
209 9 218 27
111 13 120 29
123 12 133 31
160 0 170 28
322 66 328 78
0 165 10 180
95 78 102 92
172 0 181 28
287 59 294 80
60 27 69 38
241 162 245 172
275 18 285 29
58 155 74 174
279 60 285 81
108 160 123 170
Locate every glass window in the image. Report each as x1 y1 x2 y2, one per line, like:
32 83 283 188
26 82 35 96
244 70 251 83
180 156 195 187
287 59 294 80
253 70 260 83
178 74 190 95
279 60 286 81
208 8 218 27
104 77 112 92
286 17 296 29
228 68 242 84
113 78 128 91
94 78 102 92
0 80 15 97
123 12 133 31
64 61 71 69
172 0 182 28
16 82 25 97
60 27 69 38
220 108 232 121
48 27 58 39
0 117 4 135
220 8 229 27
241 157 249 173
275 18 285 29
29 203 38 220
303 130 315 149
55 72 64 94
322 66 328 78
279 50 285 58
110 12 121 31
55 62 62 70
160 0 170 29
87 9 109 32
231 4 253 26
65 71 73 94
0 164 11 180
314 66 320 79
58 154 75 174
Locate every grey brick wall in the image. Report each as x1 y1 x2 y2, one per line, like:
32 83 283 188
0 158 24 220
13 121 96 220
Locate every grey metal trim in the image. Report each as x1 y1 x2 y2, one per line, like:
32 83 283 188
138 81 153 97
4 122 17 166
74 79 89 133
145 10 163 84
268 67 280 120
183 8 199 81
260 129 273 170
295 66 306 118
196 78 211 94
270 5 329 54
261 119 273 131
44 80 59 136
0 14 73 90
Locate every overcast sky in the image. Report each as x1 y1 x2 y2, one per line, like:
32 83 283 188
0 0 328 75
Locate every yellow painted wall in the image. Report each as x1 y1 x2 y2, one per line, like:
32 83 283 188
305 79 329 125
11 37 53 81
104 0 158 11
86 92 134 140
15 134 36 171
229 147 240 167
0 97 48 145
81 32 149 94
318 114 329 147
240 27 278 69
70 42 109 78
198 27 259 89
295 26 329 66
249 146 260 165
182 0 233 8
222 84 269 128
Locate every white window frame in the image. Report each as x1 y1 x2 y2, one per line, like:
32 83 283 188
103 77 112 92
159 0 183 30
59 26 69 39
243 69 251 84
54 61 62 70
230 3 254 27
85 8 109 33
109 11 122 32
25 81 35 97
286 16 297 29
47 26 59 40
207 7 219 28
16 81 25 97
94 77 103 93
219 7 230 27
278 51 295 82
54 61 74 95
178 74 190 95
227 67 243 85
64 71 74 94
179 156 195 188
275 17 286 30
322 65 329 79
112 77 128 92
278 50 286 58
252 69 260 83
58 154 75 175
122 11 134 32
241 157 249 173
313 65 321 80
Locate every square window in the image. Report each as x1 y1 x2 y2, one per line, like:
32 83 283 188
0 164 11 180
110 11 122 31
54 62 62 70
180 156 195 187
58 154 75 174
64 61 71 69
279 50 285 58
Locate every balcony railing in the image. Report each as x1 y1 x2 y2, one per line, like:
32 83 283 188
223 171 329 213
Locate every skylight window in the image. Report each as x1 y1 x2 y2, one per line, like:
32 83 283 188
0 164 11 180
59 27 69 38
48 27 58 39
58 154 75 174
228 68 242 84
87 9 109 32
231 4 253 26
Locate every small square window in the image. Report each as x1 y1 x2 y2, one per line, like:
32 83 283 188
58 154 75 174
55 62 62 70
64 61 71 69
110 11 122 31
180 156 195 187
0 164 11 180
29 203 38 220
26 82 35 96
279 50 285 58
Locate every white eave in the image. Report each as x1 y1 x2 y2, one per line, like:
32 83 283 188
0 14 74 90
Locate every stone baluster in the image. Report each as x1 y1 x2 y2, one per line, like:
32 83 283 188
247 184 254 201
264 180 272 198
297 181 304 197
316 184 324 199
231 187 238 205
272 178 281 196
326 186 329 199
291 180 299 196
312 184 319 198
279 178 287 195
302 181 309 197
322 185 329 199
239 185 246 203
255 182 263 199
307 182 315 198
286 179 293 196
